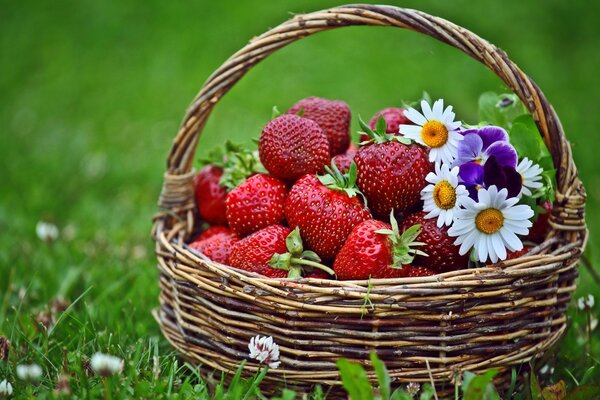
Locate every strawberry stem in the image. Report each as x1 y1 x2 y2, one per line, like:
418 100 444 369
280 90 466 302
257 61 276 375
269 227 335 277
289 258 335 275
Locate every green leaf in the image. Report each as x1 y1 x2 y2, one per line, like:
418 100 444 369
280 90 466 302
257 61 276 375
337 358 374 400
530 368 543 400
376 115 387 134
370 352 391 400
419 384 435 400
463 369 500 400
272 105 282 119
390 389 413 400
580 366 597 385
286 227 304 255
510 121 542 162
566 385 600 400
477 92 527 129
272 388 297 400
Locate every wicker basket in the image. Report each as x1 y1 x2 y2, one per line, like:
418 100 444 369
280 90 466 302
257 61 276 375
152 4 587 397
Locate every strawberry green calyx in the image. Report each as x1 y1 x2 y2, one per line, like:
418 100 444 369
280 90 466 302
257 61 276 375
359 116 412 146
317 161 365 202
374 211 428 268
218 141 267 191
269 227 335 278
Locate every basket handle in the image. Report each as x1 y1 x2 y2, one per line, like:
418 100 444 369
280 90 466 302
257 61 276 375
162 4 583 216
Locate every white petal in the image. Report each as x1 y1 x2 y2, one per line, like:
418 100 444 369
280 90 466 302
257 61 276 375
499 227 523 252
421 100 434 120
432 99 443 118
491 234 507 260
404 108 427 126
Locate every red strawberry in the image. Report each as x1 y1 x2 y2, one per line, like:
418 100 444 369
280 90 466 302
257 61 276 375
288 97 351 155
194 142 266 226
194 165 227 225
355 118 432 218
526 201 553 243
189 228 239 264
401 212 469 272
332 148 356 174
285 165 371 260
505 246 532 261
360 107 409 143
229 226 334 278
334 216 425 280
259 114 330 182
225 174 287 237
196 226 231 241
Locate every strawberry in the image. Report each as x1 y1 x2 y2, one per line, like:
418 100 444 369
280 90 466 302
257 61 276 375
259 114 330 182
285 164 371 260
225 174 287 237
194 142 266 225
332 148 356 174
194 165 228 226
229 226 334 278
334 215 426 280
360 107 409 143
505 246 533 261
526 200 553 243
401 212 469 271
355 117 432 219
288 96 351 155
189 228 239 264
196 226 231 241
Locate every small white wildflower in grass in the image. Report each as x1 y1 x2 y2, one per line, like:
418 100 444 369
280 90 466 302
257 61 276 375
591 316 598 332
577 294 595 310
16 364 42 381
248 335 280 369
36 221 59 242
90 353 124 377
0 380 12 397
406 382 420 396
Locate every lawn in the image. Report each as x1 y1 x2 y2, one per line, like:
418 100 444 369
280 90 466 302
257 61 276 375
1 0 599 398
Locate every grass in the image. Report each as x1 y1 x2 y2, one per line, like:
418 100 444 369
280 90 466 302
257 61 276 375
1 0 600 398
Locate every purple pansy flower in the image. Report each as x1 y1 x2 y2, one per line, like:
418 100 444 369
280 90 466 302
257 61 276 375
459 156 522 199
454 126 517 168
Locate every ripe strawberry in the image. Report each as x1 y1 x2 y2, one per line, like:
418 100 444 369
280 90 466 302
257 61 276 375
332 148 356 174
194 142 266 226
360 107 409 143
196 226 231 241
229 226 334 278
189 228 239 264
225 174 287 237
288 96 351 155
505 246 533 261
285 164 371 260
401 212 469 271
526 201 553 243
194 165 228 226
355 118 432 218
334 216 426 280
259 114 330 182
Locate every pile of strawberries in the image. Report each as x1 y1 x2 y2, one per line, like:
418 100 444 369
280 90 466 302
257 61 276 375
189 96 549 280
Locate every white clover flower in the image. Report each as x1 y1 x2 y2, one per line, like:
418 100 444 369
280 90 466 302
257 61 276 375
248 335 280 369
577 294 595 310
36 221 59 242
516 157 543 197
90 353 124 377
448 185 534 263
0 380 12 397
400 99 463 165
406 382 420 396
421 163 469 227
591 317 598 332
16 364 42 381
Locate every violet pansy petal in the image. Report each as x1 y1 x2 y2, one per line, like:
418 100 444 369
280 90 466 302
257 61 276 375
459 128 479 137
503 166 523 198
459 162 484 186
455 133 484 165
485 141 518 168
478 126 509 149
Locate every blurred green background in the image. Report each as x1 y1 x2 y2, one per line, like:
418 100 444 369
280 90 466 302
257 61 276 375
1 0 599 397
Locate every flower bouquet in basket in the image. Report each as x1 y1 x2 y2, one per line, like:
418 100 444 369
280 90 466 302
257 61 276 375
153 4 586 397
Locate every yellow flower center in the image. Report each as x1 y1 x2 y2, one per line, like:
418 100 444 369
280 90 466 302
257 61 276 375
475 208 504 234
421 120 449 148
433 180 456 210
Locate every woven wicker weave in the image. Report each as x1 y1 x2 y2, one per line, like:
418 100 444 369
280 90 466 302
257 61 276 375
152 4 587 396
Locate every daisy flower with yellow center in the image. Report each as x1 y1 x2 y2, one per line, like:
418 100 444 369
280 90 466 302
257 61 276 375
400 99 463 165
447 185 534 263
421 163 469 227
516 157 544 197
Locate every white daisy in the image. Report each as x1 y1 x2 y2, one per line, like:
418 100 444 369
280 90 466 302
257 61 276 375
400 99 463 165
516 157 543 197
447 185 534 263
421 163 469 227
